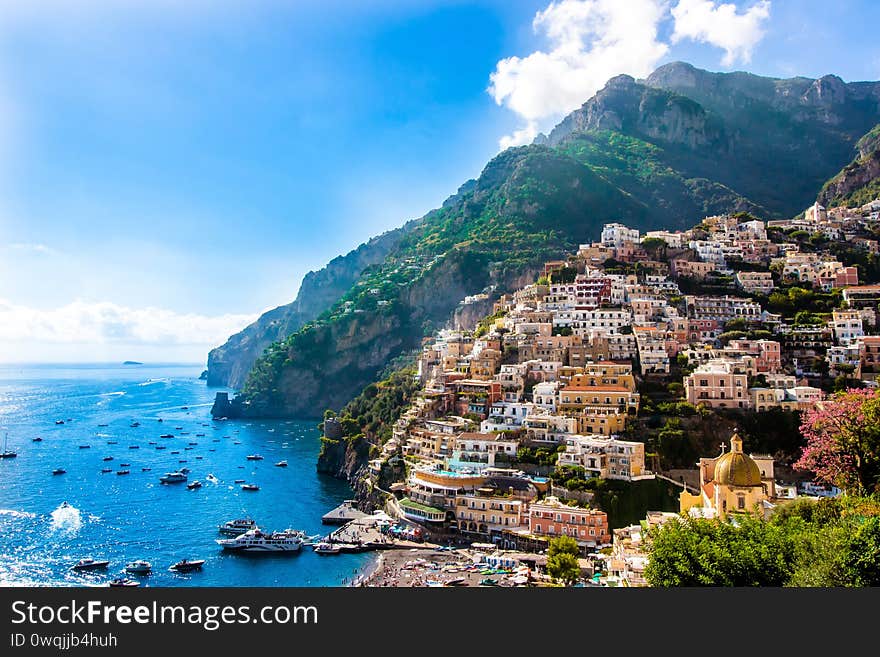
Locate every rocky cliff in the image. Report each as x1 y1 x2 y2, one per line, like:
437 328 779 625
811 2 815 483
818 124 880 207
206 226 405 388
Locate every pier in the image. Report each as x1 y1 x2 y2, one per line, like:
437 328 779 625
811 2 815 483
321 500 369 525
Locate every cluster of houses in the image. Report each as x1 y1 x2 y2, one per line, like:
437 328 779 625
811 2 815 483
367 200 880 574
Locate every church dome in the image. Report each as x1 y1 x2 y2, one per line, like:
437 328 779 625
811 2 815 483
713 433 762 487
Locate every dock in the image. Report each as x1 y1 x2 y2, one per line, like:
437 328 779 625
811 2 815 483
322 500 369 525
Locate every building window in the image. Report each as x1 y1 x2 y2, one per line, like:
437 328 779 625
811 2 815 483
737 495 746 510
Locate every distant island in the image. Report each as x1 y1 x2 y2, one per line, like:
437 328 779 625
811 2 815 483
122 361 143 365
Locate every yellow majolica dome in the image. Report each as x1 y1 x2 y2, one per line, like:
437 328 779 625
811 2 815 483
713 433 762 487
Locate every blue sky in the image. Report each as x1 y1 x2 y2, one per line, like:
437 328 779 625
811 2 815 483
0 0 878 363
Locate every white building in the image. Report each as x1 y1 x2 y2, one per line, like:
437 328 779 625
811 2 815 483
601 223 640 247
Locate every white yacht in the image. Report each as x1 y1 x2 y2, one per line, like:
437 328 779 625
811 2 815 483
217 518 258 536
312 541 342 555
216 528 304 553
124 560 152 575
159 471 187 484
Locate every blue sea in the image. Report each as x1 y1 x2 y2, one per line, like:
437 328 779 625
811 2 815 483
0 363 372 587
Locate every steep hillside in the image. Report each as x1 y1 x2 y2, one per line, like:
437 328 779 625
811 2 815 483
818 124 880 207
206 226 405 388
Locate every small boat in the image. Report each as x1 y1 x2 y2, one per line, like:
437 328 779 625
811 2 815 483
129 445 139 449
130 422 140 428
218 518 257 535
181 406 189 410
187 480 202 490
52 468 66 475
241 484 259 491
55 420 65 425
196 433 205 437
102 456 114 461
184 447 193 451
170 451 180 454
159 434 174 439
188 442 198 446
72 558 109 571
108 578 140 587
246 455 263 461
233 479 246 484
446 578 468 587
175 427 183 430
275 460 288 467
101 468 113 473
157 418 163 423
180 467 191 474
107 440 118 444
120 463 130 467
116 470 130 475
478 577 498 587
141 467 151 472
1 433 16 458
78 445 91 449
97 424 108 427
32 436 43 442
312 542 342 555
195 456 203 460
206 474 218 483
148 441 156 445
169 559 204 573
124 560 152 574
155 445 166 450
159 471 187 484
178 459 187 464
233 441 241 445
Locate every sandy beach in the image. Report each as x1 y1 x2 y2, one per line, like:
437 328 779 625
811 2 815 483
356 547 538 587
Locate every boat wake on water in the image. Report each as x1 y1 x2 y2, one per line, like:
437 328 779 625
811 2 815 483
49 502 82 535
0 508 37 519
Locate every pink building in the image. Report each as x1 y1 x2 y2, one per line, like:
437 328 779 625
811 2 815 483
833 266 859 288
685 359 750 409
528 497 610 548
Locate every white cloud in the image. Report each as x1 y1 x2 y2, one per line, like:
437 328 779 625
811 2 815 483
671 0 771 67
0 298 257 348
8 242 56 255
489 0 774 149
488 0 671 149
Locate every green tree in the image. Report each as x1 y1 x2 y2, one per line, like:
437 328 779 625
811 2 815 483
546 535 581 586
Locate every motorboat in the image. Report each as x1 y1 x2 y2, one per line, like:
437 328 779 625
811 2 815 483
187 480 202 490
159 471 187 484
108 578 140 587
206 474 218 483
159 434 174 439
218 518 258 536
155 445 166 450
101 468 112 473
55 420 65 425
97 424 108 427
188 442 198 446
52 468 66 475
32 436 43 442
129 422 140 428
274 460 288 467
312 542 342 555
120 463 130 467
141 467 151 472
78 445 91 449
216 529 304 553
116 470 130 475
241 484 259 491
180 467 191 474
169 559 204 573
102 456 114 461
233 479 246 484
107 440 118 444
72 558 109 571
129 445 139 449
245 454 263 461
124 560 152 575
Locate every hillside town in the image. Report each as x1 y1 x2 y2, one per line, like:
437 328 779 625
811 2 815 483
345 197 880 586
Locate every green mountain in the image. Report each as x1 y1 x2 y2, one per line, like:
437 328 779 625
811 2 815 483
208 62 880 418
818 123 880 207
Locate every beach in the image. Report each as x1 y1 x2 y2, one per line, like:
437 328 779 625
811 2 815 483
356 547 539 587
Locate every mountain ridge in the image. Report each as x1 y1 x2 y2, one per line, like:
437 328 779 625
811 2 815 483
206 62 880 415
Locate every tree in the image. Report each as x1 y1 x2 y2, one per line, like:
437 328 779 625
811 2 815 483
546 535 581 586
794 388 880 496
645 515 796 586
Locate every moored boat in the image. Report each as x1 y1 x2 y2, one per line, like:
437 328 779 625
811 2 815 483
108 578 140 587
217 518 258 535
159 471 187 484
216 529 304 553
169 559 204 573
312 541 342 555
241 483 259 491
124 560 152 575
245 454 263 461
274 460 288 467
72 558 110 571
52 468 66 475
187 480 202 490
